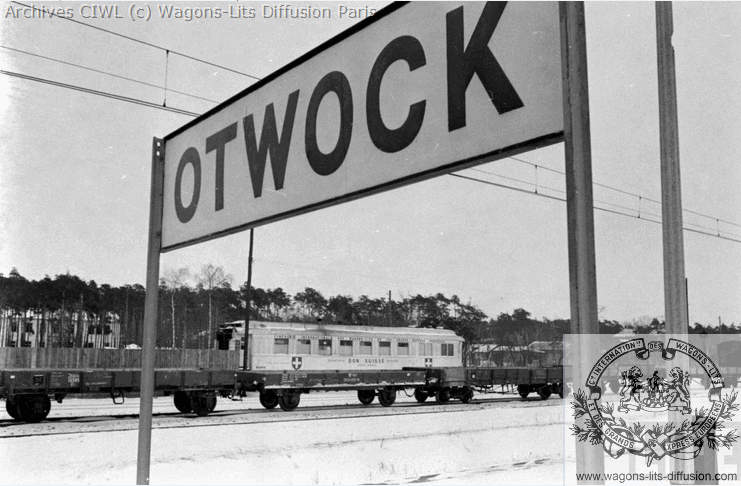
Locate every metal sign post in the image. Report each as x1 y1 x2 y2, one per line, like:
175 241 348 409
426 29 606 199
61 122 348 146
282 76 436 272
560 2 604 482
136 138 165 485
243 228 253 371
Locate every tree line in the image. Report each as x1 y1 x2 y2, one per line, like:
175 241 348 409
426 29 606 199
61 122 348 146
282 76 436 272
1 266 736 357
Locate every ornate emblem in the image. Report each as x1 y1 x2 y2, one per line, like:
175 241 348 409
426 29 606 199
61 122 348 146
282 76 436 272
617 366 691 414
291 356 302 370
570 338 738 466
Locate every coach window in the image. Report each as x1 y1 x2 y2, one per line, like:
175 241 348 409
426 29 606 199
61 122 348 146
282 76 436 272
359 341 372 355
398 342 409 356
318 339 332 356
379 341 391 356
419 343 432 356
274 338 289 354
441 343 454 356
339 340 353 356
297 339 311 354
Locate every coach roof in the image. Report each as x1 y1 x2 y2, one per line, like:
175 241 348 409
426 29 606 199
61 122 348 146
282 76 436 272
224 320 463 340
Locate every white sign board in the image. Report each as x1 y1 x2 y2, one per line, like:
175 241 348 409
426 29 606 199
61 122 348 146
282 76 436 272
161 2 563 251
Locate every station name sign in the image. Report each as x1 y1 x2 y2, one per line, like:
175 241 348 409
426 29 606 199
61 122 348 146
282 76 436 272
161 1 563 251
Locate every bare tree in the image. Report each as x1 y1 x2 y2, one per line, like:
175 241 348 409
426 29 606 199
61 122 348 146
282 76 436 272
197 264 231 349
161 267 190 349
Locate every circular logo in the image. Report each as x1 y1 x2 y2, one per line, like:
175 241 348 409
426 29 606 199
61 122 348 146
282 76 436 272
570 338 737 465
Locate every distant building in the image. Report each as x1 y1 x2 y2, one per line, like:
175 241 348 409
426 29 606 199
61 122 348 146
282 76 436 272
471 340 563 367
527 341 563 367
0 310 122 348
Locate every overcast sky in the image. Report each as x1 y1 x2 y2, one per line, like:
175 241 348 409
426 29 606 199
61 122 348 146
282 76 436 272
1 1 739 326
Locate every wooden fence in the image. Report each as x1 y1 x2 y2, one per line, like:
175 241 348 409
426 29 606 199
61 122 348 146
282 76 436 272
0 348 240 370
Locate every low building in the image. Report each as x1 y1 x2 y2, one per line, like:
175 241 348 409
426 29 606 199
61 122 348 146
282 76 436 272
470 341 563 367
0 310 122 348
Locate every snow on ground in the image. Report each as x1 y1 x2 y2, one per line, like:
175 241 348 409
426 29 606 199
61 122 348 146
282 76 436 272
563 384 741 485
6 384 735 485
0 392 567 485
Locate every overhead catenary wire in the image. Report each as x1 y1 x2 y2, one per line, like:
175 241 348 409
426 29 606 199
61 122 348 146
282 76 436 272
6 62 739 244
10 1 262 82
0 69 200 117
1 45 220 104
163 50 169 107
449 172 741 244
5 4 738 245
6 63 738 244
464 167 741 239
508 155 741 231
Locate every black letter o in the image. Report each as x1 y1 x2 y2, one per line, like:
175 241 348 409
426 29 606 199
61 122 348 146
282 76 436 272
175 147 201 223
305 71 353 176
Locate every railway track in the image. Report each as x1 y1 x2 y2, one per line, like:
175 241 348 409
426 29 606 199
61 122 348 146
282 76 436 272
0 393 562 438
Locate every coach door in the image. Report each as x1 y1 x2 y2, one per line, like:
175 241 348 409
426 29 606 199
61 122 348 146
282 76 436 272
240 337 254 370
247 338 253 369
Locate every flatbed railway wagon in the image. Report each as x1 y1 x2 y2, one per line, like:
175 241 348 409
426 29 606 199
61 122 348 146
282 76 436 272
0 348 242 422
1 322 564 422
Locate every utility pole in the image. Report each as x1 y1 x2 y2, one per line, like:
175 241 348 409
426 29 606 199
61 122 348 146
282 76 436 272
656 3 713 483
657 1 688 337
243 228 254 370
388 290 393 326
560 2 604 482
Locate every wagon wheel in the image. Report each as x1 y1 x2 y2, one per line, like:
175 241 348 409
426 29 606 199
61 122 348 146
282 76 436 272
260 390 280 409
278 390 301 412
435 388 451 404
5 399 20 421
537 386 552 400
190 394 217 416
173 391 192 413
377 389 396 407
357 389 375 405
517 384 530 399
460 387 474 404
413 388 428 403
16 395 51 423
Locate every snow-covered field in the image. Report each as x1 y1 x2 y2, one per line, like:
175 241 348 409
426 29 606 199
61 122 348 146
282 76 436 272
5 385 738 485
1 391 568 485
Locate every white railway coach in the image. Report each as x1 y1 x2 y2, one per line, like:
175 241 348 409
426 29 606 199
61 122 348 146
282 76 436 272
222 321 464 371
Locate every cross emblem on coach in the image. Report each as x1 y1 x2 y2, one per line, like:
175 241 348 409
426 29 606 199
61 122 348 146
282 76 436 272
291 357 302 370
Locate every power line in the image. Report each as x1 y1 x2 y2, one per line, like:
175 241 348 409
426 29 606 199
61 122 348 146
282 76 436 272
507 155 741 230
6 64 739 245
449 172 741 244
465 167 741 239
8 59 738 243
6 13 738 243
1 45 220 105
11 1 262 82
0 70 200 117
